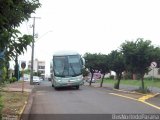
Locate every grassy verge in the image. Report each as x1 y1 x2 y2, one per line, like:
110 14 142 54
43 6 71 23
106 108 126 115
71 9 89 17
98 79 160 88
1 91 29 118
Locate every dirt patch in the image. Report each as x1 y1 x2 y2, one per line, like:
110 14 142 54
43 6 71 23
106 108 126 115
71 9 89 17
1 91 29 119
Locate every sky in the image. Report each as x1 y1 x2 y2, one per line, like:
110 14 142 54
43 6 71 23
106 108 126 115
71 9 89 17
18 0 160 75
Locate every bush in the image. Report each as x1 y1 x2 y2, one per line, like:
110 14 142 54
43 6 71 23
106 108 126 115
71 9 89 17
0 66 7 83
82 68 89 77
9 78 13 83
144 77 160 81
109 75 114 80
12 77 17 82
9 77 17 83
123 72 132 79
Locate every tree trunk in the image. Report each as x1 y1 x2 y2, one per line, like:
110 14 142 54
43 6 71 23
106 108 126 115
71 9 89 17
14 54 19 80
116 73 121 89
89 72 94 86
6 66 9 79
117 78 120 89
100 73 105 87
141 74 145 90
132 73 136 80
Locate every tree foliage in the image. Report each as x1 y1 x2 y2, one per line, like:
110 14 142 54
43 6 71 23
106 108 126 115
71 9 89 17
5 30 32 60
0 0 41 54
121 38 160 89
0 0 41 81
0 0 40 116
84 53 110 86
0 0 41 30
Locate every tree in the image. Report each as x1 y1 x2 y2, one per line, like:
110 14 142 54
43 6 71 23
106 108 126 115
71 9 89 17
0 0 41 57
5 30 33 60
5 31 32 80
0 0 40 30
0 0 41 81
0 1 41 117
84 53 98 86
95 54 110 87
0 0 40 52
121 38 160 90
108 50 125 89
84 53 110 86
0 0 40 59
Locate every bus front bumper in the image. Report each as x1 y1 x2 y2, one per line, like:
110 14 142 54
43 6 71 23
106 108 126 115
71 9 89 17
54 80 84 88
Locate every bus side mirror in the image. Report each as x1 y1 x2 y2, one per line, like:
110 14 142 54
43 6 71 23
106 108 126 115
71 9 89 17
82 58 85 67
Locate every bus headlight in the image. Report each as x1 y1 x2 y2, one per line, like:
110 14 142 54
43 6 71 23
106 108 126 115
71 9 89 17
77 78 82 81
58 80 61 82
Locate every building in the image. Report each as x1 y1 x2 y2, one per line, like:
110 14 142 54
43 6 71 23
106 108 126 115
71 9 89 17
144 67 160 79
28 59 45 78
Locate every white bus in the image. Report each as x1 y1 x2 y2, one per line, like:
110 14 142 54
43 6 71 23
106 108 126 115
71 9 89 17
51 51 85 89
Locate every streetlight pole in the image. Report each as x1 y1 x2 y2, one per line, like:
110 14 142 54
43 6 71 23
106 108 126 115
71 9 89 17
30 17 40 85
30 17 35 85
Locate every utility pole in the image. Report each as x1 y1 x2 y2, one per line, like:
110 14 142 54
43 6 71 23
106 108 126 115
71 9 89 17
30 17 40 85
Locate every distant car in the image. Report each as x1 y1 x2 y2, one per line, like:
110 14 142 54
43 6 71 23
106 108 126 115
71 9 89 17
86 78 96 83
93 72 101 79
39 77 43 81
20 77 29 82
33 76 41 85
48 77 51 81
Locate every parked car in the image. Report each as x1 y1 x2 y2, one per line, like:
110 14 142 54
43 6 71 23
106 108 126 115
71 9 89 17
39 77 43 81
86 78 96 83
33 76 41 85
20 77 30 82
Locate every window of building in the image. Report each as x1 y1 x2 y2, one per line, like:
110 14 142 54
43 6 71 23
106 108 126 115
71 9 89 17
38 66 45 69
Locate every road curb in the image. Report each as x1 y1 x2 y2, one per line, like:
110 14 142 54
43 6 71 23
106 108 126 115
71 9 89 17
18 101 27 120
87 83 160 110
20 88 35 120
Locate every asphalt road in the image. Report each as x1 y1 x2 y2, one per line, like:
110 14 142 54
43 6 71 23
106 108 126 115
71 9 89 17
28 81 160 120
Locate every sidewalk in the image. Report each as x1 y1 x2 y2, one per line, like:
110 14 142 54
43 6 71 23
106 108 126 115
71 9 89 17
2 81 34 92
85 82 160 94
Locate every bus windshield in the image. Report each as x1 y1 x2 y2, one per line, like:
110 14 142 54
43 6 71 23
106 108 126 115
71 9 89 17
53 55 82 77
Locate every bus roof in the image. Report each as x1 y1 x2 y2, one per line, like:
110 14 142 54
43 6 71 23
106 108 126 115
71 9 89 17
53 50 80 56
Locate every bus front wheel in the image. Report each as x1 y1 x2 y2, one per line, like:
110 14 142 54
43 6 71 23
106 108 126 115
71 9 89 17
76 86 79 89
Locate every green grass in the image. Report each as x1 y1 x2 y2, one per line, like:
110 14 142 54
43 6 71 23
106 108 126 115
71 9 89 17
99 78 160 88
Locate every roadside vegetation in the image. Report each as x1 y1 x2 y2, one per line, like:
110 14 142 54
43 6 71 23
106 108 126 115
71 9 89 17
84 38 160 93
0 0 41 118
1 91 29 119
97 78 160 89
0 0 160 117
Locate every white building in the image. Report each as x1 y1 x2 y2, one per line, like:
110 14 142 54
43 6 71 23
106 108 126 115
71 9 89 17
144 68 160 79
28 59 45 78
